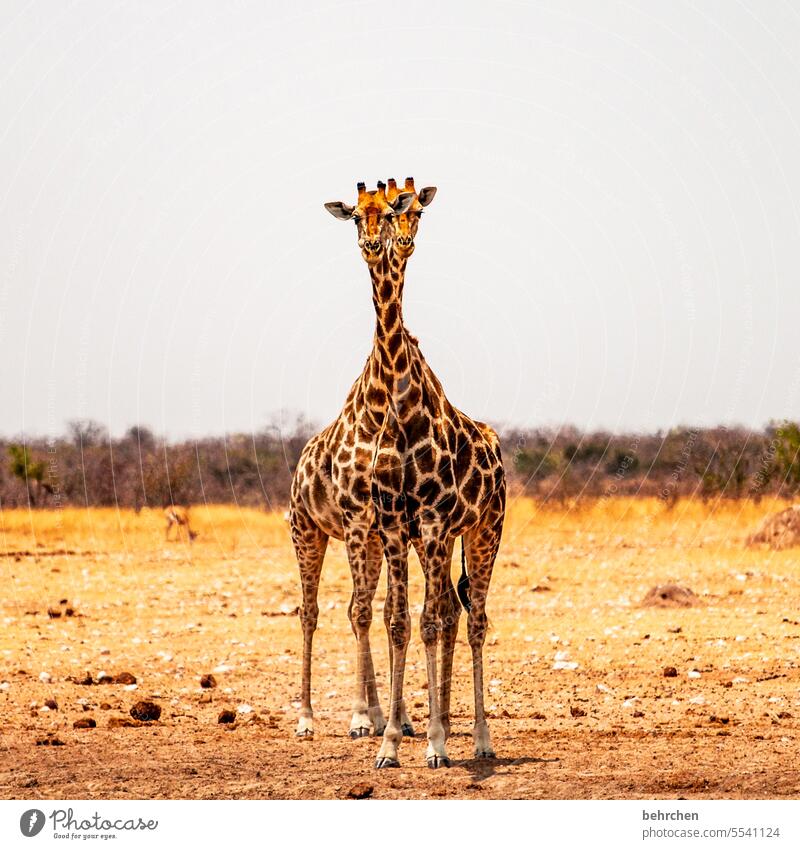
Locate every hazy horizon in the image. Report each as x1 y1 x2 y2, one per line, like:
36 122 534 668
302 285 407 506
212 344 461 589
3 2 800 439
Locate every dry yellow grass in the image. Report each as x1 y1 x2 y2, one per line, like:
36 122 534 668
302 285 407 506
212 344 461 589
0 495 789 554
1 496 799 799
0 504 291 553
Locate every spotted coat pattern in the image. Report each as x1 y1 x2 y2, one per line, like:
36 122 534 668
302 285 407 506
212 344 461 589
290 180 505 768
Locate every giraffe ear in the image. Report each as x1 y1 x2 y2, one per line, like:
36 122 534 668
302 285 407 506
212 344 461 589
389 192 414 215
324 201 355 221
417 186 437 207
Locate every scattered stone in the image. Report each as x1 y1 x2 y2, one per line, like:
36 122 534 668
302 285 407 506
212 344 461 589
64 607 75 617
114 672 137 685
73 718 97 729
108 717 144 728
346 783 374 800
633 710 645 718
199 692 213 704
642 585 698 608
47 608 62 618
569 706 586 718
709 716 730 725
200 674 217 689
99 702 112 710
130 700 161 722
43 698 58 710
71 673 94 686
532 712 546 720
97 674 113 685
38 672 51 683
663 666 678 677
218 709 236 724
236 704 253 714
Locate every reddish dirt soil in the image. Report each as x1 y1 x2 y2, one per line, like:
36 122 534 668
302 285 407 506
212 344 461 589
1 501 799 799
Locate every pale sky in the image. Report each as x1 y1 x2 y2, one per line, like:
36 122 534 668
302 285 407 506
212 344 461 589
2 1 800 439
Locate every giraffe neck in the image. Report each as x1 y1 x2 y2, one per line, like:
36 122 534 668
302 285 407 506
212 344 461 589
364 250 417 421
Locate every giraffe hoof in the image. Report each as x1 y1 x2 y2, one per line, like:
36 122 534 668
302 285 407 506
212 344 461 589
401 723 415 737
474 749 496 759
426 755 451 769
294 729 314 739
373 725 386 737
349 727 371 739
375 757 400 769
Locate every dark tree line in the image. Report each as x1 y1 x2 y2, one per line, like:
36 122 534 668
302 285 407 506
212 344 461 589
3 419 800 509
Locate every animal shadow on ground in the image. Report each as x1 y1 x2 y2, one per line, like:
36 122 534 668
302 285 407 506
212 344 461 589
456 754 557 782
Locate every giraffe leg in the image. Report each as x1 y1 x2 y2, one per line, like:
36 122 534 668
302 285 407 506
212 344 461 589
419 537 453 769
344 522 381 740
375 536 410 768
290 509 328 738
464 488 505 759
438 547 460 742
383 612 415 737
384 539 431 738
365 534 387 736
348 533 385 737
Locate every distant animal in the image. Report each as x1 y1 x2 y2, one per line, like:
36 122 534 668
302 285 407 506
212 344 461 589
164 505 197 542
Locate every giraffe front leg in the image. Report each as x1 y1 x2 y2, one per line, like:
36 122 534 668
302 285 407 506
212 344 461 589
347 532 385 738
375 541 410 768
344 524 380 740
384 559 414 738
365 534 386 737
291 517 328 739
421 540 452 769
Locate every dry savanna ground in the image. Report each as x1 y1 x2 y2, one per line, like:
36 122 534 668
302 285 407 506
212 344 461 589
1 497 799 800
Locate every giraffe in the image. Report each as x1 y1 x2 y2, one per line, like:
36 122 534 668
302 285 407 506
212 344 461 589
293 179 506 769
290 180 425 741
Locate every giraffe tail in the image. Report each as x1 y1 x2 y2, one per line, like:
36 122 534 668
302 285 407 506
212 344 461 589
457 537 471 612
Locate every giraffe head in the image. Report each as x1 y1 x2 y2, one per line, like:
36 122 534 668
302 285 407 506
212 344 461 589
324 182 415 266
386 177 437 259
